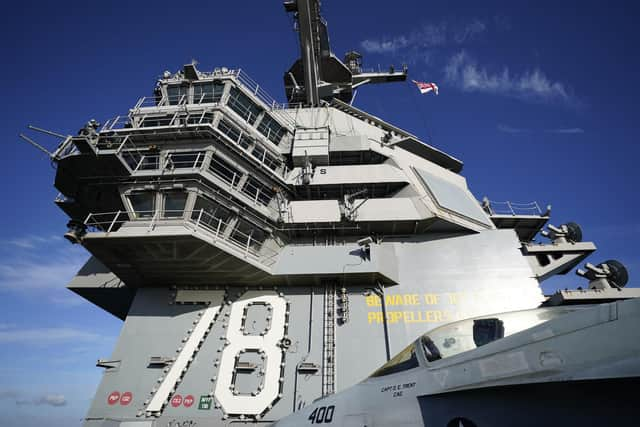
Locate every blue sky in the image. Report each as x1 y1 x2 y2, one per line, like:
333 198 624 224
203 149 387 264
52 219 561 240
0 1 638 425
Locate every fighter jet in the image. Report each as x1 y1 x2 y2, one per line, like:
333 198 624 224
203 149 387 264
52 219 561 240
273 294 640 427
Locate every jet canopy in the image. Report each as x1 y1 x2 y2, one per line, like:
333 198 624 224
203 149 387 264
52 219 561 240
370 305 587 377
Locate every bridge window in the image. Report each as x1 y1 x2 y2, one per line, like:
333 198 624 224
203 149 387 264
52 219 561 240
191 196 233 229
230 218 267 252
227 86 263 124
257 115 286 145
167 85 189 105
137 154 160 171
218 119 255 150
208 154 242 187
193 82 224 104
163 191 188 218
129 192 155 218
166 152 205 169
250 146 281 171
186 111 215 125
263 153 281 171
251 145 265 162
139 114 173 127
243 176 275 206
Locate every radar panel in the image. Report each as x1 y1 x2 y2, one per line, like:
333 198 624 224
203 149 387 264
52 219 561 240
414 168 491 226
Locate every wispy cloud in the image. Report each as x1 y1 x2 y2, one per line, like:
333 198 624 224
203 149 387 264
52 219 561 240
18 394 67 407
546 127 585 134
6 235 61 249
49 294 84 307
497 124 585 135
0 239 85 292
361 37 409 54
0 326 102 344
497 124 530 134
0 390 20 400
445 51 576 105
360 19 482 58
454 19 487 43
1 390 67 407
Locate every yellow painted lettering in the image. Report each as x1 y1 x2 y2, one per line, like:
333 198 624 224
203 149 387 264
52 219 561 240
423 294 439 305
366 294 381 307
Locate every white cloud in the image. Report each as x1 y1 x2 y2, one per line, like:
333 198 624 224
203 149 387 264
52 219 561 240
34 394 67 407
49 294 85 307
1 391 67 407
0 248 85 292
454 19 487 43
0 390 20 400
6 235 61 249
498 124 585 135
445 51 575 105
361 37 409 54
360 20 478 55
0 327 102 344
546 127 585 134
497 124 530 134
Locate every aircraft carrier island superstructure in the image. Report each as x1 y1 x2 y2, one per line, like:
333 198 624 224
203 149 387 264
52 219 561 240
24 1 637 426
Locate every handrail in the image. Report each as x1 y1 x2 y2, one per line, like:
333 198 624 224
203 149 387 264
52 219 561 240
235 69 285 111
133 95 224 110
481 198 544 216
82 209 280 266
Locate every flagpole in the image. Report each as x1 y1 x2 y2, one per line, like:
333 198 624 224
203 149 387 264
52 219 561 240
407 80 432 143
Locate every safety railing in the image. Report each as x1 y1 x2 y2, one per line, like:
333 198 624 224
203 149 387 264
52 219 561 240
235 69 284 110
481 198 545 216
234 69 296 127
84 211 129 233
102 108 217 131
82 209 280 266
165 152 206 170
125 152 207 173
216 119 287 177
242 177 275 207
132 95 224 110
101 115 132 131
208 155 242 188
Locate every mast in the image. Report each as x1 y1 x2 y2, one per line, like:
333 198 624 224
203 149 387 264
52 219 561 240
286 0 321 105
284 0 408 105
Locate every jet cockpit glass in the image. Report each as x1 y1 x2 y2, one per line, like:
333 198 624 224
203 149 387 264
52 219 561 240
369 344 419 377
420 306 585 361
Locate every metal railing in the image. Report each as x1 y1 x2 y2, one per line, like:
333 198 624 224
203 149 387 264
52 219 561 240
101 109 218 131
235 69 284 110
232 69 295 127
101 115 132 131
123 152 207 173
133 94 224 109
208 155 242 188
82 209 280 266
216 119 287 176
481 198 545 216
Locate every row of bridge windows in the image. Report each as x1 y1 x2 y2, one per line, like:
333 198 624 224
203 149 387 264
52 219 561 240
122 149 277 209
126 191 267 252
164 82 225 105
159 82 287 146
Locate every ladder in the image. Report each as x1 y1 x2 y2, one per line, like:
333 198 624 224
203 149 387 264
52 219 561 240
322 281 336 396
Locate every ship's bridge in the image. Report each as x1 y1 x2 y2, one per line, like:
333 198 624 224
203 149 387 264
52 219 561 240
41 63 593 290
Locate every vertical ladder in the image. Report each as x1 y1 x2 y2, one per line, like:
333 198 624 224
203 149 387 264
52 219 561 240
322 281 336 396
